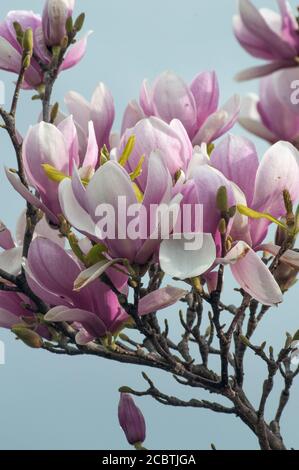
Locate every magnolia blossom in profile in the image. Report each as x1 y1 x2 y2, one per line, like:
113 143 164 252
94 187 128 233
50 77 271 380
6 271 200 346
122 71 240 145
64 83 115 153
239 71 299 143
116 116 193 191
118 394 146 447
6 118 99 224
233 0 299 80
42 0 74 47
0 210 64 277
0 5 90 89
25 237 187 344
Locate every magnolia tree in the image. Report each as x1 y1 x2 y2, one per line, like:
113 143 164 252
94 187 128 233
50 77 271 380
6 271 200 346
0 0 299 451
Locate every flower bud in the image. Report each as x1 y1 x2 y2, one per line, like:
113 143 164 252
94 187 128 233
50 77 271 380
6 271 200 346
118 393 146 446
274 262 298 293
22 28 33 56
12 326 43 349
42 0 75 47
74 13 85 32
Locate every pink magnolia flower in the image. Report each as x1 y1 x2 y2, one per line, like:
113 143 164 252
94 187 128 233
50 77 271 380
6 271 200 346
239 72 299 143
0 290 50 339
42 0 74 47
116 116 193 192
211 135 299 304
25 237 187 344
0 7 90 89
118 394 146 447
58 152 217 284
64 83 115 153
160 136 299 305
122 71 240 146
6 118 98 224
0 210 64 277
234 0 299 80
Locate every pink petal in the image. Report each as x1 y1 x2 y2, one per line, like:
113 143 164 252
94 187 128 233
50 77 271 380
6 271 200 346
0 221 15 250
210 134 259 206
90 82 115 150
238 0 296 58
60 31 93 71
151 71 197 135
121 100 146 136
139 286 187 316
57 115 80 172
45 306 107 338
190 71 219 129
220 241 283 306
235 61 294 81
82 121 99 169
5 168 59 224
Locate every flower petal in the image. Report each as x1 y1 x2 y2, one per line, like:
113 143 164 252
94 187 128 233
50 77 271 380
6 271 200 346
238 93 276 142
139 286 187 316
45 306 107 338
0 246 22 276
220 241 283 305
74 258 124 291
159 233 216 279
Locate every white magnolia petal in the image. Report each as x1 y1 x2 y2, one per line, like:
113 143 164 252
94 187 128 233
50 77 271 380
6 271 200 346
74 258 124 291
159 233 216 279
58 178 97 237
0 246 22 276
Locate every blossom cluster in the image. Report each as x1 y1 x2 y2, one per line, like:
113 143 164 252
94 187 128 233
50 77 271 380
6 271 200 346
0 0 299 448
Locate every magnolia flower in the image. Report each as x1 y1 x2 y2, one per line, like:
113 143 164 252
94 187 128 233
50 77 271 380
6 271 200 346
121 71 240 145
58 152 217 287
42 0 74 47
239 73 299 143
0 290 50 339
233 0 299 80
65 83 115 153
0 210 63 276
117 116 193 191
25 237 187 344
0 8 90 89
161 136 299 305
118 394 146 447
6 118 98 224
211 135 299 304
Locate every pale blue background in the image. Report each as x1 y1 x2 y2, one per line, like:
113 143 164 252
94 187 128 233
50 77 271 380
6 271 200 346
0 0 298 450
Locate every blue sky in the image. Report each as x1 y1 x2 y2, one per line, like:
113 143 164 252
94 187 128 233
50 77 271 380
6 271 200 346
0 0 298 450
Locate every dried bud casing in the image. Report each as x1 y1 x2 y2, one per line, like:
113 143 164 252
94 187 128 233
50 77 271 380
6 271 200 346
118 394 146 446
12 326 43 349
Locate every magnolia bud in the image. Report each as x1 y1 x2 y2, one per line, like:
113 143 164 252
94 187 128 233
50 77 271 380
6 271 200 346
74 13 85 32
22 28 33 56
274 262 298 293
12 326 43 349
275 217 288 247
42 0 75 47
13 21 24 45
118 394 146 446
